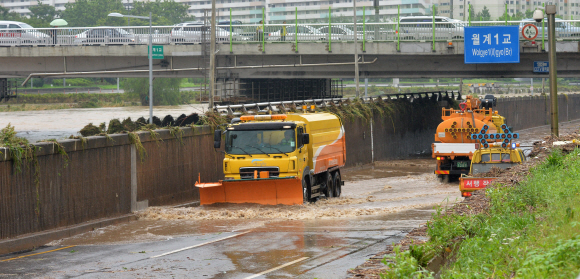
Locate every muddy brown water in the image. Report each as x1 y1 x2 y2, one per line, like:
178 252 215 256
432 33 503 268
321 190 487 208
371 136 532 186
2 104 207 143
49 158 459 246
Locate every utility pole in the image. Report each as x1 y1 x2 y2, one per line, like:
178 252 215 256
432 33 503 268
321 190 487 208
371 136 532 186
209 0 217 109
547 4 559 137
354 0 360 98
374 0 379 39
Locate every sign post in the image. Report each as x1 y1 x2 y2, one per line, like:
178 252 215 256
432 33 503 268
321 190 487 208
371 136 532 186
464 26 520 64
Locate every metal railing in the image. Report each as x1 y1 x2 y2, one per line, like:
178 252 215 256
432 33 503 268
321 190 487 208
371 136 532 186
214 91 460 116
1 20 579 47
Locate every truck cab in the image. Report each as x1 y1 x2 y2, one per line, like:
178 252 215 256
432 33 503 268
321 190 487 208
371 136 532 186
470 146 525 175
223 119 308 181
459 145 525 197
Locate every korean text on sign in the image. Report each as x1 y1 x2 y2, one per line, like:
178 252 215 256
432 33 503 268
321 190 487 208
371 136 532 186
464 26 520 64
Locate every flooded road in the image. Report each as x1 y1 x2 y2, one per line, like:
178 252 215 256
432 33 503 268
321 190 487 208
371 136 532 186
2 110 578 278
0 158 458 278
2 104 206 143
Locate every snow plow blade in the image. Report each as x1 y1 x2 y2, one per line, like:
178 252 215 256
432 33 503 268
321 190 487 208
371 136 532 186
195 177 303 205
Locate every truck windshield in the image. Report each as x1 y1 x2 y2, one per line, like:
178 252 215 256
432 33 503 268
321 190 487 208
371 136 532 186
225 129 296 155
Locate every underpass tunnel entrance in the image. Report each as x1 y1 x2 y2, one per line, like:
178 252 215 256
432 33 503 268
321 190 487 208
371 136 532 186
210 78 343 104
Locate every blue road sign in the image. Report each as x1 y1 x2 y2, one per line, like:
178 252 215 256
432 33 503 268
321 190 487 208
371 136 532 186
533 61 549 73
464 26 520 64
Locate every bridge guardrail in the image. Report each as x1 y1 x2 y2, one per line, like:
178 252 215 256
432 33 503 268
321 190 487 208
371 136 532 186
0 20 579 47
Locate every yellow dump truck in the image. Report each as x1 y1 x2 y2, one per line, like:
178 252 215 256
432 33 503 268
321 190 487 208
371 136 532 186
459 144 525 197
195 112 346 205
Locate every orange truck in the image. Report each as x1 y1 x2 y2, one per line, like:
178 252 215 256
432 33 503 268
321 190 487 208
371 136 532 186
195 112 346 205
432 95 508 182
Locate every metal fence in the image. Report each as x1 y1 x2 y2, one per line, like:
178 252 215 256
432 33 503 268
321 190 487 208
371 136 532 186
1 20 580 47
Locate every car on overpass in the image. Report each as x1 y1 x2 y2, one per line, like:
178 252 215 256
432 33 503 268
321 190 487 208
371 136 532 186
0 21 51 46
170 21 248 43
73 27 135 45
267 25 326 41
317 25 374 41
395 16 464 40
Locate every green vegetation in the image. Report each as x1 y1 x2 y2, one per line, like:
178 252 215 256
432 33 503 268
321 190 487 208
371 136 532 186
122 78 182 106
381 148 580 278
1 90 199 111
0 0 193 28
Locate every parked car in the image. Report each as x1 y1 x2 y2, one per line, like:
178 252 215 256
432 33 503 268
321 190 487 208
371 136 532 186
0 21 50 45
317 25 374 41
267 25 326 41
171 21 247 43
519 18 580 39
73 27 135 45
396 16 464 40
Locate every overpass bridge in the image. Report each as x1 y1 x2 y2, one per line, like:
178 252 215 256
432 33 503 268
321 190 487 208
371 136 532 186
2 41 580 80
1 21 580 80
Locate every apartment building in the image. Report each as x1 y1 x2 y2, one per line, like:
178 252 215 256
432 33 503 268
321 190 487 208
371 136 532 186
436 0 580 20
0 0 69 17
1 0 432 24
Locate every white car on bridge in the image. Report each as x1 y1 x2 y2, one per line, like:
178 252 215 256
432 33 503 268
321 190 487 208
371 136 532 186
170 21 247 43
73 27 136 45
267 25 326 41
396 16 464 40
0 21 50 46
317 25 374 41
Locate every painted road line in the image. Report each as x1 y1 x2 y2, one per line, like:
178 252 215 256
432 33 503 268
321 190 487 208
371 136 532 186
0 245 76 262
149 231 251 259
244 257 310 279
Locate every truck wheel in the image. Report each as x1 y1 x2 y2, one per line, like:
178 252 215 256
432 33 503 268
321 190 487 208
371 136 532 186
443 175 450 183
333 172 341 197
302 176 311 204
325 173 334 198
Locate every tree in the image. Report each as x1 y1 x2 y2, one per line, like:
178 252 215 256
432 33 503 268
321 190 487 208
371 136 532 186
60 0 193 27
525 9 534 18
498 12 510 21
511 11 526 20
478 6 491 21
468 6 475 20
0 5 23 21
122 78 182 105
130 0 194 26
28 1 60 27
61 0 125 27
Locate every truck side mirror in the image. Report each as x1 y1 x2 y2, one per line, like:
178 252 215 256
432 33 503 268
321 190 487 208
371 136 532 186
302 133 310 145
214 130 222 149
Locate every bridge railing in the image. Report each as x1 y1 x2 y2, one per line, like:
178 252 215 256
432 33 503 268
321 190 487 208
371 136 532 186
1 20 579 47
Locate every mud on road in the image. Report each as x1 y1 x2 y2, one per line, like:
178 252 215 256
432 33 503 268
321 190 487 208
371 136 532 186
137 159 460 223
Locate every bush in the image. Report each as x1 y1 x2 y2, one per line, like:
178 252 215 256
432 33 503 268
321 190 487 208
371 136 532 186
79 123 101 137
122 78 183 105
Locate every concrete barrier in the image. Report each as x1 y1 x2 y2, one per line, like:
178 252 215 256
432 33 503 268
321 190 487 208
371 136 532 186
1 93 580 254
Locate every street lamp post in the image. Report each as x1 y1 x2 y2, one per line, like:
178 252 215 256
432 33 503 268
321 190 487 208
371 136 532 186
546 5 559 137
533 5 559 137
109 12 154 124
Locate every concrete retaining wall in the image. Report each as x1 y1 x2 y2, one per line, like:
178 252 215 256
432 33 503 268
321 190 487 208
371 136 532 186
2 93 580 253
0 126 222 245
497 94 580 131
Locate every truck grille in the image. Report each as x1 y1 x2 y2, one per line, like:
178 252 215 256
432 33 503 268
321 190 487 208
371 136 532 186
239 167 280 179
